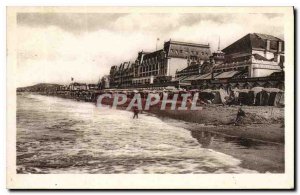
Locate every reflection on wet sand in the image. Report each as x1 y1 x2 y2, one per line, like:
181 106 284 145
190 129 284 173
191 131 213 148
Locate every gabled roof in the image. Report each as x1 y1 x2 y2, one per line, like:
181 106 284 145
222 33 284 54
143 49 164 60
177 64 200 72
255 33 282 41
214 70 241 79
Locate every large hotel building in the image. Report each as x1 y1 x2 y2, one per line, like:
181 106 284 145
109 40 211 88
107 33 284 89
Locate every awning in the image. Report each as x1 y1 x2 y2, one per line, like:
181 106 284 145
237 82 246 87
214 70 241 79
184 75 200 81
256 81 265 87
173 76 189 81
194 73 212 80
267 81 278 85
263 88 283 93
229 83 237 87
179 82 191 86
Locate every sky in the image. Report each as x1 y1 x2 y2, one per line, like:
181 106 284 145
16 12 284 87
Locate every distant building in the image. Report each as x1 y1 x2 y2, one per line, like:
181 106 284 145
174 39 223 86
87 84 98 90
109 62 133 88
174 61 213 79
69 82 88 91
163 40 211 77
213 33 284 79
58 85 69 91
107 34 284 90
210 37 225 65
99 75 110 89
109 40 212 88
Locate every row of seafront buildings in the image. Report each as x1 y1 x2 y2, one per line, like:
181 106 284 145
105 33 285 91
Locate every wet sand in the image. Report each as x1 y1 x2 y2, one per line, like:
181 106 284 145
148 105 284 143
146 105 284 173
174 122 284 173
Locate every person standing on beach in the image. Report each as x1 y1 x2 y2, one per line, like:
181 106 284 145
133 106 139 119
234 106 245 126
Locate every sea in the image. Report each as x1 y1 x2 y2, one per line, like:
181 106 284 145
16 93 258 174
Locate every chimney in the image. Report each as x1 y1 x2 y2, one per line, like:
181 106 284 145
274 54 279 62
278 41 282 52
266 40 270 51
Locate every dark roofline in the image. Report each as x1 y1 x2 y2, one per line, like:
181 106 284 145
165 40 210 48
222 33 284 53
144 49 164 56
138 51 151 54
221 34 250 52
254 33 283 42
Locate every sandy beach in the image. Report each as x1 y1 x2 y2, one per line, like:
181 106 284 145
146 105 284 173
148 105 284 143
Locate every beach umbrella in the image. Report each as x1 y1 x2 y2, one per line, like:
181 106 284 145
250 87 264 93
202 89 213 93
232 88 250 93
165 86 176 90
263 88 283 93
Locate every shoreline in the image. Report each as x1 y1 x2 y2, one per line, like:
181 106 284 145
145 106 284 173
147 105 284 143
19 93 285 173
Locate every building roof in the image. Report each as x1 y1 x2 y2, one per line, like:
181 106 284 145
222 33 284 54
142 49 164 60
255 33 282 41
177 64 200 73
165 40 210 48
214 70 241 79
71 82 87 86
190 72 212 81
164 40 212 60
173 75 190 81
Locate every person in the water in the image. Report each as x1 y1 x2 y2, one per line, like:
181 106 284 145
133 106 139 119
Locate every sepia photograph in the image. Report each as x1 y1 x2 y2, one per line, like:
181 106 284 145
6 6 294 189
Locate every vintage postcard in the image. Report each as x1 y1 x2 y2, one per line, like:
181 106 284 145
6 6 294 189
